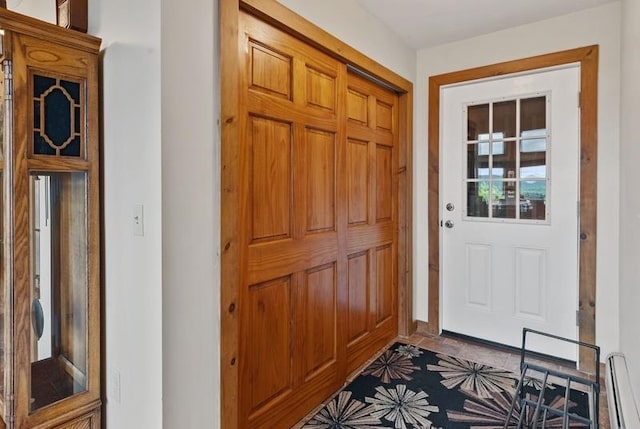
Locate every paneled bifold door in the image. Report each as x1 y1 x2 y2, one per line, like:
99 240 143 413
238 11 398 429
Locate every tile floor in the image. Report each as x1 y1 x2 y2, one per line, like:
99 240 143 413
294 331 611 428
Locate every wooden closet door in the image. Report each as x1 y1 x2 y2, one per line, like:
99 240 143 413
344 73 399 374
237 11 347 429
236 10 399 428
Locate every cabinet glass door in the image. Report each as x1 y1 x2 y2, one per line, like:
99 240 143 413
29 172 87 411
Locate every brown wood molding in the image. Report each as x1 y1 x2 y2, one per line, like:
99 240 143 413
220 1 241 428
0 7 99 53
398 90 415 337
426 45 599 368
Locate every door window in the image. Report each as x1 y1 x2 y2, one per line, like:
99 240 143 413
465 95 548 222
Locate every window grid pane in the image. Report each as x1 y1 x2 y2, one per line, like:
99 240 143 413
465 96 547 222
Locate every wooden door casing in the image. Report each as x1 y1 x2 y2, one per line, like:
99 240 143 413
237 11 399 429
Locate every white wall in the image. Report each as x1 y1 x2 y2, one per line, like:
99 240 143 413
160 0 220 427
89 0 220 425
8 0 55 24
619 0 640 396
276 0 416 82
88 0 164 427
414 2 622 358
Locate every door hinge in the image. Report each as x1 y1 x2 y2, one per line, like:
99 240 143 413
3 59 12 100
576 310 580 326
578 91 581 108
577 200 580 217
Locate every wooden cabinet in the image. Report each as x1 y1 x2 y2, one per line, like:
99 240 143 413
0 8 101 429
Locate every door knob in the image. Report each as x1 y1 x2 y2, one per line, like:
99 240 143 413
444 220 454 229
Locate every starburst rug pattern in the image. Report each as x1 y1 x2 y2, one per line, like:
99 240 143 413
301 342 591 429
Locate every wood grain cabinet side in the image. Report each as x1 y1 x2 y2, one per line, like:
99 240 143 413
52 409 100 429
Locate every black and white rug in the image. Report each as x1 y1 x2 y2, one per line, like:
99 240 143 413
301 342 590 428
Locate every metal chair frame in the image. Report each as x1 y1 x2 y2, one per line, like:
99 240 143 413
504 328 600 429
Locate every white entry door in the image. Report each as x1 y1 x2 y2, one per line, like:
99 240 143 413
441 66 580 360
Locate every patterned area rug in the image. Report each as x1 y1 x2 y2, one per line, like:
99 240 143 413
301 342 590 428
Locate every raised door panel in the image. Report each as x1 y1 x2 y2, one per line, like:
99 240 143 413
347 138 369 225
57 420 90 429
346 88 368 125
347 252 368 344
305 66 336 112
301 263 337 380
376 100 393 132
514 247 547 320
246 277 292 415
249 41 292 99
50 408 100 429
376 145 393 222
304 128 336 234
249 117 292 242
376 244 394 325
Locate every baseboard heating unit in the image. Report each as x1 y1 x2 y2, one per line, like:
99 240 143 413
606 353 640 428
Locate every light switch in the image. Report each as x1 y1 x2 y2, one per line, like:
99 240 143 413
133 204 144 236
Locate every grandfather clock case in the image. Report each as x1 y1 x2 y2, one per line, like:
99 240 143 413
0 8 101 429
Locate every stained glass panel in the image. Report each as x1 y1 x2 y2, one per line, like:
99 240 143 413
33 74 82 157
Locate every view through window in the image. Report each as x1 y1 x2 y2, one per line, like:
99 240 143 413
465 95 548 222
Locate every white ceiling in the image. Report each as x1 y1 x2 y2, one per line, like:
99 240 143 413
356 0 618 50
